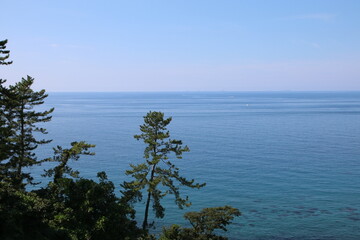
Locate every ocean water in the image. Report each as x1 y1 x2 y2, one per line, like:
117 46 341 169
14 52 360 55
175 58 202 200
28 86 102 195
33 92 360 239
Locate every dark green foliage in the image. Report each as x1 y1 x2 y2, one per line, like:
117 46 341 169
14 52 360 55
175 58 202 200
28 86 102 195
0 80 13 176
2 76 54 189
0 182 67 240
0 39 12 65
160 206 241 240
39 142 142 239
0 172 142 240
159 224 187 240
184 206 241 235
0 140 142 240
43 141 95 183
39 173 141 240
122 111 205 230
0 39 13 180
160 226 227 240
0 39 13 170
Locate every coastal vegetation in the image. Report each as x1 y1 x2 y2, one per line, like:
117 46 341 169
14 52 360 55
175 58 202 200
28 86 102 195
122 111 206 230
0 39 240 239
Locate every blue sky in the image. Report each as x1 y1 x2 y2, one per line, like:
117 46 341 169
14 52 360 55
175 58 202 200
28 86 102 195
1 0 360 91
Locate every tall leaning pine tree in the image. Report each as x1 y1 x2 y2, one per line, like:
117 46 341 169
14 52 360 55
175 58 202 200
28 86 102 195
5 76 54 189
122 111 205 230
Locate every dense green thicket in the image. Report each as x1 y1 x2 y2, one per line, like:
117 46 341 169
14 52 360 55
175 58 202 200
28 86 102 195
0 40 241 240
0 78 141 240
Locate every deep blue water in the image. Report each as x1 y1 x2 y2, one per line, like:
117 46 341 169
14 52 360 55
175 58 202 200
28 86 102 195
33 92 360 239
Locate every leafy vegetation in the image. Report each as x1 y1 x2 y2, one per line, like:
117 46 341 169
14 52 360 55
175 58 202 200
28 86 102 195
0 40 241 239
160 206 241 240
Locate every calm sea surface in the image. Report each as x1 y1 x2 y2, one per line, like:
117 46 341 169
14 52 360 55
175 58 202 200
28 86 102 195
34 92 360 239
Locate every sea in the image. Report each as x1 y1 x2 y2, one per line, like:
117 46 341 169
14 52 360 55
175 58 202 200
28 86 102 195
32 92 360 240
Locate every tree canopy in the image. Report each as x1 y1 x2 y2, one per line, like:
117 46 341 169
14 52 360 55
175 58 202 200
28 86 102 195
160 206 241 240
2 76 54 189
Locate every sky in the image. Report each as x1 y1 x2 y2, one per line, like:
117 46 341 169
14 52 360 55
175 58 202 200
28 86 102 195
1 0 360 91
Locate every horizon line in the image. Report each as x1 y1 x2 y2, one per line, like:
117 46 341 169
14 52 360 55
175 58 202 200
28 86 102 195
46 90 360 93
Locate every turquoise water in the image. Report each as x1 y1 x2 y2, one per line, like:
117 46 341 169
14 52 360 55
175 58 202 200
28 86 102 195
34 92 360 239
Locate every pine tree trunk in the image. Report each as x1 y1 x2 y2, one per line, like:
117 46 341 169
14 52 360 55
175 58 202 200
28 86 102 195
142 163 156 230
16 103 25 188
142 189 151 230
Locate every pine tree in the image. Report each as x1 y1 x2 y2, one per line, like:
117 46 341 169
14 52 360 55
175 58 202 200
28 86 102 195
43 141 95 183
0 38 12 182
0 39 12 65
4 76 54 189
0 80 12 182
122 111 205 230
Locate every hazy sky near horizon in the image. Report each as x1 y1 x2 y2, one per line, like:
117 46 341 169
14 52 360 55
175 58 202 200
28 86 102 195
1 0 360 91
